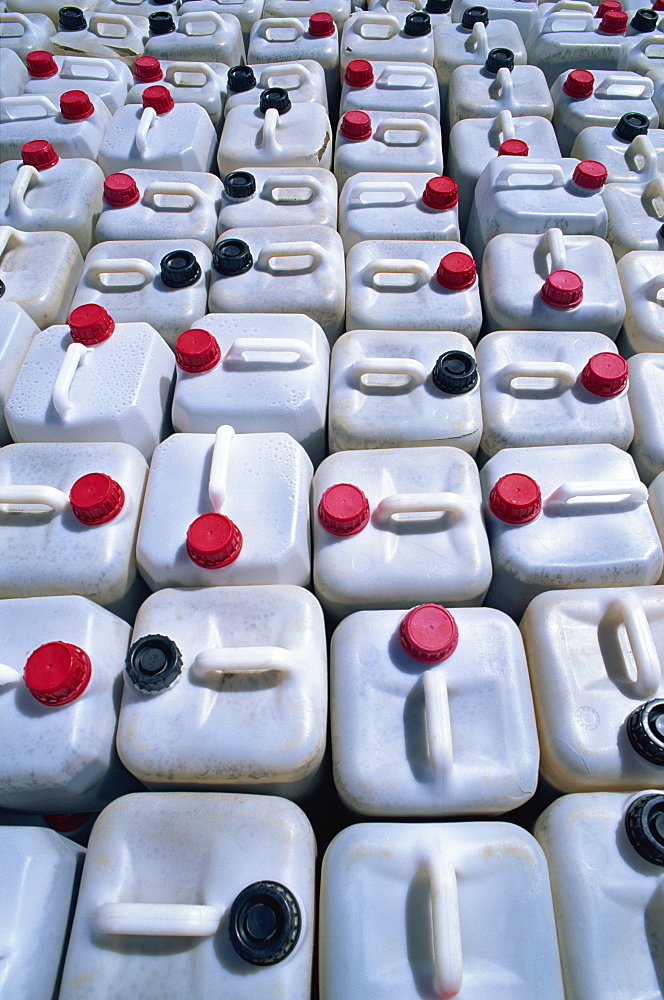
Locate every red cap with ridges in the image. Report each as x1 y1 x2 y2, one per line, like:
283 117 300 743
175 328 221 373
498 138 529 156
596 0 622 15
581 352 629 396
563 68 594 98
436 251 477 290
423 176 459 210
599 9 628 30
540 269 584 309
186 513 243 568
309 10 335 34
60 90 94 120
489 473 542 524
133 55 163 82
142 84 174 114
573 159 608 189
653 0 664 11
345 59 374 86
69 473 125 525
43 813 93 833
26 50 58 78
23 641 92 706
318 483 370 535
68 303 115 345
21 140 59 169
103 172 140 207
340 110 372 140
399 604 459 663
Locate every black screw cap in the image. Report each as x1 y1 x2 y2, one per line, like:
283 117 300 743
485 47 514 73
125 634 183 693
160 250 201 288
150 0 174 5
426 0 452 11
462 5 489 27
149 10 175 33
224 170 256 200
58 6 86 30
630 7 658 31
614 111 650 142
212 238 253 275
625 793 664 867
228 882 301 966
404 11 432 34
227 64 256 93
0 278 5 298
627 699 664 767
259 87 292 114
432 350 478 394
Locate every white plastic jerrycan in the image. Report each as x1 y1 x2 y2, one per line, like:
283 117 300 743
521 586 664 792
447 110 561 233
247 16 340 108
535 791 664 1000
179 0 265 49
328 328 482 453
312 445 492 618
98 89 218 173
0 12 55 60
217 99 333 174
0 91 111 164
136 426 312 590
480 228 626 336
618 249 664 354
448 53 554 127
171 313 329 464
339 11 435 77
603 173 664 257
526 8 633 85
0 301 39 445
340 58 440 118
476 330 634 459
0 594 140 812
72 238 211 347
620 12 664 78
551 68 659 155
452 0 541 40
51 9 150 65
225 60 328 114
346 239 483 342
480 443 664 619
95 168 222 249
319 821 566 1000
117 586 327 796
144 10 245 66
0 226 83 329
571 119 664 183
333 109 443 185
126 58 227 130
0 46 28 98
338 172 460 251
330 603 538 815
5 304 175 460
629 353 664 484
59 792 316 1000
0 442 149 618
208 225 346 344
0 827 84 1000
650 471 664 581
23 50 133 113
218 167 338 233
0 142 104 254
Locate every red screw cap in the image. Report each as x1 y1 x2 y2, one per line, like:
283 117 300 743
345 59 374 87
653 0 664 11
103 172 140 207
43 812 93 833
68 303 115 345
133 54 163 82
540 269 584 309
142 84 174 114
69 473 125 525
596 0 622 15
309 11 335 35
318 483 370 535
572 159 608 189
581 352 629 396
423 176 459 210
340 110 372 140
436 251 477 290
21 139 59 169
23 641 92 706
60 90 94 120
599 8 628 30
498 138 529 156
26 50 58 78
489 473 542 524
563 69 594 98
186 513 243 568
399 604 459 663
175 328 221 373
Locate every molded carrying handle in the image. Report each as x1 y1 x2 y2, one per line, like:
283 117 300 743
494 109 516 140
52 342 89 420
60 56 121 81
181 10 227 34
95 902 224 937
351 356 426 389
0 664 22 687
495 162 566 190
604 593 661 698
423 670 454 776
541 227 568 273
0 486 69 513
257 16 305 40
262 175 325 203
8 164 40 217
544 480 648 513
593 74 654 99
348 179 418 206
0 94 58 121
88 12 135 36
142 181 206 210
625 134 661 181
374 492 467 524
192 645 294 679
498 361 577 391
468 21 489 57
136 105 157 157
87 257 157 287
225 337 315 366
363 257 430 288
374 117 431 144
258 62 309 88
540 9 596 34
165 61 215 85
208 424 234 511
426 854 463 998
256 241 325 274
355 11 401 37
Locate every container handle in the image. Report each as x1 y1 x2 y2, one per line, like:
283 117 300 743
351 356 427 390
258 62 308 87
644 175 664 215
224 337 315 367
0 664 22 687
427 855 463 999
545 0 594 11
489 66 514 104
142 181 205 211
347 179 418 207
208 424 234 511
374 117 430 145
542 227 568 273
544 480 648 514
192 645 294 679
363 257 430 289
469 21 489 57
52 342 89 420
374 492 466 524
181 10 226 35
0 95 58 122
256 241 325 275
604 593 661 698
540 10 596 34
356 11 401 38
136 106 157 157
0 227 14 260
494 162 566 190
376 64 432 89
498 361 577 391
423 670 454 776
95 902 224 937
257 16 305 41
165 61 215 85
257 106 281 155
60 56 121 81
0 486 69 514
261 175 325 204
495 108 516 141
8 164 40 218
86 257 157 289
593 74 654 99
624 134 661 181
88 12 133 37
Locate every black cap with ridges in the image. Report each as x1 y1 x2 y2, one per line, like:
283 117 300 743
228 882 301 966
224 170 256 199
212 238 253 275
432 350 478 394
624 793 664 867
626 699 664 767
160 250 201 288
404 10 431 33
125 634 183 693
485 47 514 73
0 278 5 298
426 0 452 11
149 10 175 32
462 5 489 27
614 111 650 141
58 6 86 29
259 87 292 114
630 7 658 30
227 64 256 92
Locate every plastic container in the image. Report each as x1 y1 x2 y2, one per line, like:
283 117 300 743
144 11 245 66
480 227 626 336
0 827 84 1000
93 0 178 17
23 52 133 113
0 441 149 619
331 603 538 815
0 11 55 59
208 225 345 344
571 122 664 184
526 9 635 86
448 58 554 128
0 91 111 164
617 249 664 354
328 328 482 452
117 585 327 796
0 45 28 97
334 109 443 185
72 238 211 347
218 166 338 233
603 173 664 258
247 16 339 107
319 821 565 1000
136 426 312 590
171 313 329 463
0 226 83 328
0 146 104 254
217 100 333 174
628 353 664 484
619 14 664 79
480 442 664 618
535 791 664 1000
179 0 265 48
225 59 328 112
312 445 492 618
649 471 664 580
59 792 316 1000
5 306 175 460
0 301 39 445
339 59 440 118
452 0 541 39
126 59 227 130
338 171 460 250
346 239 482 342
521 586 664 791
339 11 435 78
476 330 634 458
51 10 150 66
